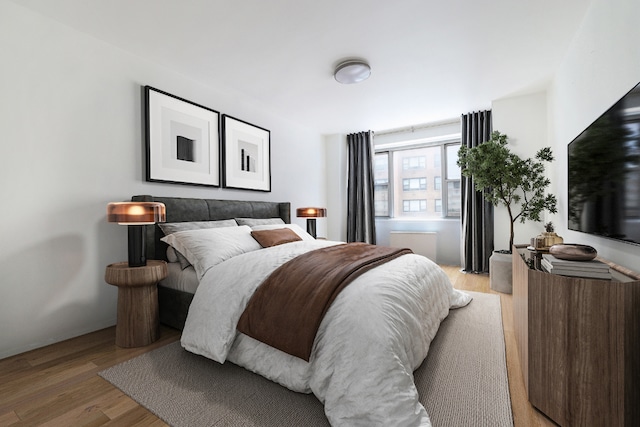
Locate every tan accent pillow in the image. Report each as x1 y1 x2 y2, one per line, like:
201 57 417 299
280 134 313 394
251 228 302 248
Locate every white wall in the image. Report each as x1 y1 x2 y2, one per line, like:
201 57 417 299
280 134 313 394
548 0 640 270
324 134 348 241
0 1 326 358
492 91 549 250
490 0 640 274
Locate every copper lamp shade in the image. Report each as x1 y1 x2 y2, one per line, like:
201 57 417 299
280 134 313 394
296 207 326 238
107 202 166 267
296 207 327 218
107 202 166 225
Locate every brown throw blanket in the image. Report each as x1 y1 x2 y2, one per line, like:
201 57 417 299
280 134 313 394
236 242 412 361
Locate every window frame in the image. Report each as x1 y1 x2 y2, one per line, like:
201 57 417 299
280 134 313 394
374 136 461 219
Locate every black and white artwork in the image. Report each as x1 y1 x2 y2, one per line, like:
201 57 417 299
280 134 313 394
239 143 258 172
145 86 220 187
176 136 195 162
222 115 271 192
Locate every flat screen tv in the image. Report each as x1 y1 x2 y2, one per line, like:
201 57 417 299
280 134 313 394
568 81 640 245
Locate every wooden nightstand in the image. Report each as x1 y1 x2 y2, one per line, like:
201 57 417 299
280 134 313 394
105 260 168 348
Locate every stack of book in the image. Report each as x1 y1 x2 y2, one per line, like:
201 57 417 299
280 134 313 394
541 254 612 280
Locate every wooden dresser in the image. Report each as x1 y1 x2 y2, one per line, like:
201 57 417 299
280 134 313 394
512 246 640 426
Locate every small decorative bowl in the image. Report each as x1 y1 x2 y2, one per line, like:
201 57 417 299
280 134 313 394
549 244 597 261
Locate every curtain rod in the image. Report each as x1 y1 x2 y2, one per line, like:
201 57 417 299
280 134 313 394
375 118 460 137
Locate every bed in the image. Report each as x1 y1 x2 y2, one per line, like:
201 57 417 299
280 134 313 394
132 195 291 329
132 195 471 426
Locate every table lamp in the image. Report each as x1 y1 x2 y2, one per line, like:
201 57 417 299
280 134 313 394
296 207 326 239
107 201 166 267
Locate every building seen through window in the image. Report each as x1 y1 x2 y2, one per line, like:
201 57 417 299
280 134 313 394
374 139 461 218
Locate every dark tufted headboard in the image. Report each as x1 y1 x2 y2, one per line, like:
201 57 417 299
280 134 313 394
131 195 291 261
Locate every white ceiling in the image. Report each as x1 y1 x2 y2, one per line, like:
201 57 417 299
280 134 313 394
14 0 593 134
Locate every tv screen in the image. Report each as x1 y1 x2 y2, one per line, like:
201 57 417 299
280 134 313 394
568 81 640 245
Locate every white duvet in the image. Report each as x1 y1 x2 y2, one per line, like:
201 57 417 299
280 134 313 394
181 240 471 426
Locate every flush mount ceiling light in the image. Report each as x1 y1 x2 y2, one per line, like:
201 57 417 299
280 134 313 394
334 60 371 84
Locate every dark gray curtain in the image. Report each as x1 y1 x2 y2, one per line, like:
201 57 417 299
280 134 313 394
347 131 376 244
461 111 494 273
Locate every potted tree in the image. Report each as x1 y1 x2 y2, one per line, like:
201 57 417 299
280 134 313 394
457 131 557 292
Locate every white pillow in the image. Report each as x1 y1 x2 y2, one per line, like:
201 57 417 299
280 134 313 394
166 246 179 263
235 218 285 226
251 223 315 241
158 219 238 235
161 225 261 280
166 246 193 270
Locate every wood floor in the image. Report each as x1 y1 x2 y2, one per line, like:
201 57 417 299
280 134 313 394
0 267 555 426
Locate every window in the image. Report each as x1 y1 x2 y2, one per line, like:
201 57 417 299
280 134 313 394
403 199 427 212
374 138 461 218
445 145 462 216
374 152 390 216
402 156 425 170
403 177 427 191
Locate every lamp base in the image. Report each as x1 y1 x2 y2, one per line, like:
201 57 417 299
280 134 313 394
128 225 146 267
306 218 317 239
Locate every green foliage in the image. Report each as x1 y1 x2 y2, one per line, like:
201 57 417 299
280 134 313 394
457 131 558 251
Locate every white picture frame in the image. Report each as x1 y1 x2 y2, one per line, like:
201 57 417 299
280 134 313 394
145 86 220 187
222 115 271 192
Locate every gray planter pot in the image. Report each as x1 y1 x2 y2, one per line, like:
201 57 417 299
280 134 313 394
490 251 512 293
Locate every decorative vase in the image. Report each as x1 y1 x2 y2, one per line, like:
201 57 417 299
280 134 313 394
533 231 563 249
543 231 563 248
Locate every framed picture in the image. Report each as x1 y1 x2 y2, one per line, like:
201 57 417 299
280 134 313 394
145 86 220 187
222 115 271 192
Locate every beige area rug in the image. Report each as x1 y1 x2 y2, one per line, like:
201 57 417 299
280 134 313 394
99 291 512 426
